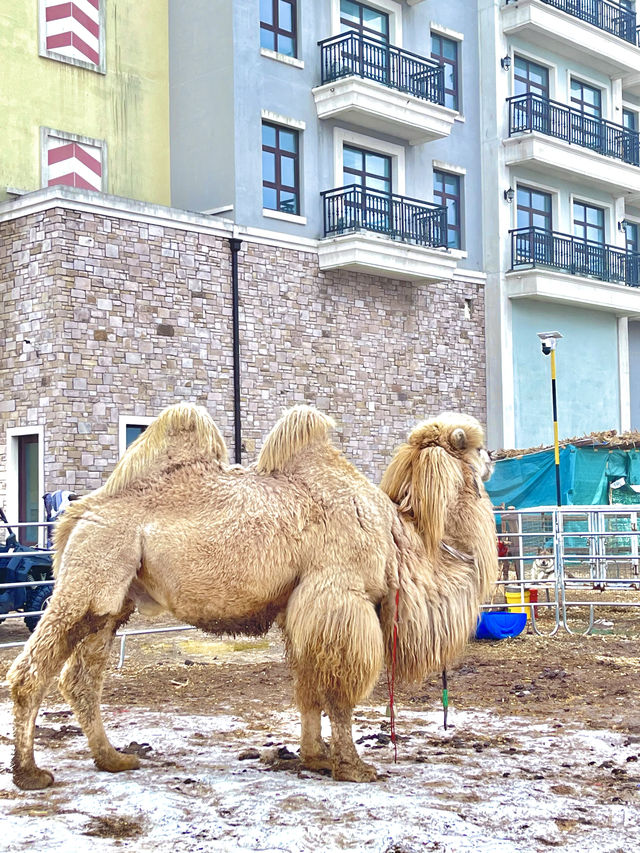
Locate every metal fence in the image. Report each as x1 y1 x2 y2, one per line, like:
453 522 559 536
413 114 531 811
508 92 640 166
538 0 637 43
494 505 640 636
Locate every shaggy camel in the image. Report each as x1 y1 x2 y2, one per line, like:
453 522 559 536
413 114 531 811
8 403 498 789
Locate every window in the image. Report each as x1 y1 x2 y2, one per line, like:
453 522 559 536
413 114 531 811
41 128 105 192
516 185 552 231
623 108 637 131
340 0 389 42
260 0 297 57
39 0 105 73
513 55 549 99
570 79 602 118
125 424 148 448
18 435 40 546
433 170 461 249
262 122 300 215
431 34 458 111
118 416 154 457
343 145 391 192
573 201 605 244
625 221 639 254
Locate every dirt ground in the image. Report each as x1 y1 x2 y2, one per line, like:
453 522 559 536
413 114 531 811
1 605 639 852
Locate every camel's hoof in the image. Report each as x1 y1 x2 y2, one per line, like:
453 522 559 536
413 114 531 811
13 766 55 790
332 759 378 783
95 751 141 773
300 753 333 773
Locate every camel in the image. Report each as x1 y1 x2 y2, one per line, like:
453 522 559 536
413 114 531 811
7 403 498 790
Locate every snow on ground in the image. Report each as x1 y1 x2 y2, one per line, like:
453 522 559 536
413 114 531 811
1 702 638 852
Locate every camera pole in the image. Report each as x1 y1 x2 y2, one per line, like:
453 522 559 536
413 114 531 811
537 331 563 505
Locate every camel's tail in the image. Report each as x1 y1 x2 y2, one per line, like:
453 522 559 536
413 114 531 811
256 405 336 474
103 402 228 497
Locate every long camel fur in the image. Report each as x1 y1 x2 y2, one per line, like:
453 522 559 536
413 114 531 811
7 403 498 790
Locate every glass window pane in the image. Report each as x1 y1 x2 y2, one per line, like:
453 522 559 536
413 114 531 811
279 0 292 31
343 146 363 170
281 155 295 187
262 151 275 183
279 129 297 153
365 152 389 177
340 0 359 26
260 28 275 50
263 186 277 209
367 176 390 193
277 34 294 56
442 38 457 61
444 174 459 194
343 170 361 186
260 0 273 25
280 192 297 214
363 7 387 36
262 123 276 147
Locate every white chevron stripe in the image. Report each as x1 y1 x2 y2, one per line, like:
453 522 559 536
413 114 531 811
45 17 99 52
45 0 100 25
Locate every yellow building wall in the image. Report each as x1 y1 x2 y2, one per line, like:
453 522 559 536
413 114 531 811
0 0 170 205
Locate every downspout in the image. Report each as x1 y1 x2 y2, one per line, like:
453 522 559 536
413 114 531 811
229 237 243 464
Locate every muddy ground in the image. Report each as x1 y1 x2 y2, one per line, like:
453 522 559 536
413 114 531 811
0 606 639 852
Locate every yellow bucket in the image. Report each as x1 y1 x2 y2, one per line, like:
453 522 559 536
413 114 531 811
505 589 530 614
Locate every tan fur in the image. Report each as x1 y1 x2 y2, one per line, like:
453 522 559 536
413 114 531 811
8 403 498 790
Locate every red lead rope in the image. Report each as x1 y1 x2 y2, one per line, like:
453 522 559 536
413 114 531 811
386 587 400 762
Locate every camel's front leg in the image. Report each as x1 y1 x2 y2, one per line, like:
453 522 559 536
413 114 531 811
326 701 377 782
58 602 139 774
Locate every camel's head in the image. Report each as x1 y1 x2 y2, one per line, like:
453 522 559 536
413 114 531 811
380 412 492 553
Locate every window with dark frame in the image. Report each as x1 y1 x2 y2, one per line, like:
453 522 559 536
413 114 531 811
623 108 637 132
516 185 552 231
262 122 300 215
433 170 461 249
430 33 458 111
570 78 602 118
624 221 639 254
573 201 605 244
260 0 297 57
513 55 549 99
125 424 148 448
339 0 389 42
17 434 39 546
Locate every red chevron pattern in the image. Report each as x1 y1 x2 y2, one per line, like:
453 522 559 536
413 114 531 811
46 136 103 192
44 0 101 67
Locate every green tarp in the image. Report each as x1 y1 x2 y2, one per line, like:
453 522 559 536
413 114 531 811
486 445 640 509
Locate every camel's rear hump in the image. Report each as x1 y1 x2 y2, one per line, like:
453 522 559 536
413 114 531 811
256 405 336 474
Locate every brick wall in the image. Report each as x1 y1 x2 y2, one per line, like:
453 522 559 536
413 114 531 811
0 203 486 507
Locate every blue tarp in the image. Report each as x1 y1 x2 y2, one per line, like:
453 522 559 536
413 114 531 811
486 445 640 508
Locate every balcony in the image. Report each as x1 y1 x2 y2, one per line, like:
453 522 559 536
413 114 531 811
506 225 640 314
504 93 640 196
502 0 640 89
317 185 457 281
312 32 457 144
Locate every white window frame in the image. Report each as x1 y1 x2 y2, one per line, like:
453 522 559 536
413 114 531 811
118 416 155 458
333 128 406 195
40 127 108 192
5 426 45 546
38 0 106 74
331 0 403 45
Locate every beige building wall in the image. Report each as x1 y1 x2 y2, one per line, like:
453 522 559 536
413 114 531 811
0 0 170 205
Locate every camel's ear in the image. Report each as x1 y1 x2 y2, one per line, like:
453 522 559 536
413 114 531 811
451 427 467 450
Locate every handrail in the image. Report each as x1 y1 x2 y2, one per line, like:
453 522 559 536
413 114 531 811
508 92 640 166
539 0 637 44
321 185 448 248
509 225 640 286
318 30 445 105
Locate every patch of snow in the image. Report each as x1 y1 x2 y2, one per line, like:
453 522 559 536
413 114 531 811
1 703 638 852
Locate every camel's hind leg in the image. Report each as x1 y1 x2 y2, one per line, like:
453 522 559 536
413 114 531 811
8 603 110 789
58 601 137 774
285 578 383 782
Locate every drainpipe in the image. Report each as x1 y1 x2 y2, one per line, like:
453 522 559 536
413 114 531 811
229 236 243 464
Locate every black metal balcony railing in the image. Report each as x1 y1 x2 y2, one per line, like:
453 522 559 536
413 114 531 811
322 185 448 248
539 0 637 44
510 226 640 286
508 93 640 166
318 31 445 106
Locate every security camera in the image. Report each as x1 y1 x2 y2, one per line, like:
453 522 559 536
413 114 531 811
536 331 562 355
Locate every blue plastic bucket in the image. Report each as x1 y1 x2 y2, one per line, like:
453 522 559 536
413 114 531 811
476 611 527 640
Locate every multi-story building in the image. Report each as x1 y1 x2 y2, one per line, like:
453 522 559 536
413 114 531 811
1 1 488 538
480 0 640 449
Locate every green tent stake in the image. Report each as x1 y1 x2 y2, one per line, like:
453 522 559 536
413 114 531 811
442 669 449 730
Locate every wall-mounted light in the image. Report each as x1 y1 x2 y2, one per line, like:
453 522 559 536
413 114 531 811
504 187 515 203
501 55 511 70
618 219 627 232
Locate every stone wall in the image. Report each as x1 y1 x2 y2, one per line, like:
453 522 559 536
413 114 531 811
0 201 486 509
